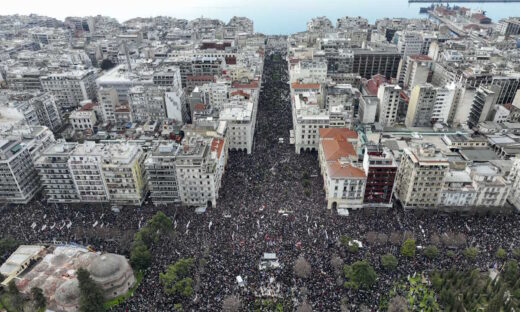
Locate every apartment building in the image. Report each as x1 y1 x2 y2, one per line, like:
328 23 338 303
68 142 109 203
101 143 147 206
0 139 41 204
362 145 397 207
405 84 455 127
176 135 227 208
145 143 181 205
34 142 80 203
220 99 255 154
40 70 97 112
377 84 401 127
394 144 449 209
467 164 511 208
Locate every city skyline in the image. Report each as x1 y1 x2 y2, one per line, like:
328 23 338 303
3 0 520 34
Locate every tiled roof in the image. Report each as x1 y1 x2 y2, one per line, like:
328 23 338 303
321 136 356 161
319 128 358 140
291 82 320 89
211 138 224 159
327 162 366 178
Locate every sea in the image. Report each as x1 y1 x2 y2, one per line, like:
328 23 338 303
177 0 520 35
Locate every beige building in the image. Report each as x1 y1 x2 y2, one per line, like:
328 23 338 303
176 135 227 208
394 144 449 209
318 128 365 210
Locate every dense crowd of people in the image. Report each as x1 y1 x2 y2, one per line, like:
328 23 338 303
2 50 520 311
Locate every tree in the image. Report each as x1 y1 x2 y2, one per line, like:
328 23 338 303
463 247 478 261
380 254 398 271
159 258 194 298
148 211 173 234
339 236 359 253
222 295 241 312
130 239 151 271
100 59 115 70
423 245 439 259
513 248 520 259
294 256 311 278
76 268 105 312
400 238 416 258
343 260 377 289
7 280 23 310
496 247 507 260
504 260 518 285
31 287 46 310
174 303 184 312
387 295 409 312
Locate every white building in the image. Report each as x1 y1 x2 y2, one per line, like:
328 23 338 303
438 170 477 208
176 135 227 208
69 109 97 131
0 139 41 204
467 164 511 208
290 59 328 83
406 84 455 127
359 96 378 124
3 92 62 132
98 87 119 123
377 84 401 127
318 128 365 210
508 157 520 210
220 99 254 154
40 70 97 112
68 142 109 203
35 142 80 203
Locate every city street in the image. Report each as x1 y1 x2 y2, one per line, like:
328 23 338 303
2 51 520 311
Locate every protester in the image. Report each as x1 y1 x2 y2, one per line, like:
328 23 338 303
1 49 518 311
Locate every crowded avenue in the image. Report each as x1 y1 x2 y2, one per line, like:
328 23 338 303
2 51 520 311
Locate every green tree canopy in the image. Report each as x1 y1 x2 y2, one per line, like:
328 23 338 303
130 240 151 271
423 245 439 259
463 247 478 261
400 238 416 258
159 258 194 298
496 247 507 260
343 260 377 289
31 287 46 310
77 268 105 312
380 254 398 271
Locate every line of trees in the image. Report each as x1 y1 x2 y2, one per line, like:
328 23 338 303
130 211 173 271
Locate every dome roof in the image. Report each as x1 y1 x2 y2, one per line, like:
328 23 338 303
88 254 125 279
55 279 80 305
51 254 68 266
